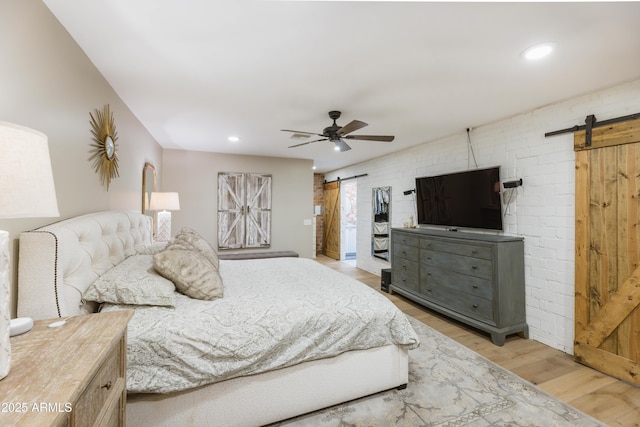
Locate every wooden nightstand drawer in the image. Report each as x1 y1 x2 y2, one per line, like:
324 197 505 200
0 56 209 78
72 337 125 426
0 311 132 427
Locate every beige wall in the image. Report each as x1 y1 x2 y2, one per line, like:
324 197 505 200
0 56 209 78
162 149 314 258
0 1 163 314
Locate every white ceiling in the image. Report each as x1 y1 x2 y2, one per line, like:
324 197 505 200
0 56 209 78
43 1 640 172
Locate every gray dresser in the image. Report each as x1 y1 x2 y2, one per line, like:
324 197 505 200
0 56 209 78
391 228 528 345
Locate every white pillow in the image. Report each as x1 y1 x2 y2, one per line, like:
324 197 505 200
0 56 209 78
84 255 176 307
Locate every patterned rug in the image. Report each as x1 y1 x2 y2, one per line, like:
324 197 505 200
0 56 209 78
273 317 605 427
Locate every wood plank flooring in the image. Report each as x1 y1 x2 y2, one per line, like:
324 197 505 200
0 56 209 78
316 255 640 427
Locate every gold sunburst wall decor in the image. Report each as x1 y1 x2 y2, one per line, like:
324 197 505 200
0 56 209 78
89 104 119 190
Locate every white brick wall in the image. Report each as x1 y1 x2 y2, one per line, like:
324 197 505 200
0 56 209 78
325 78 640 353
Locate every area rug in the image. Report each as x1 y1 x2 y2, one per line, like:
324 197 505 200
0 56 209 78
272 317 605 427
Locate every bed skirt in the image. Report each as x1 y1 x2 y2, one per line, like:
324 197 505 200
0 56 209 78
127 344 409 427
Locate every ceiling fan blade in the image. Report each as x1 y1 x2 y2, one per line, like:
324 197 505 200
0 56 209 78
288 138 327 148
333 139 351 152
281 129 321 136
344 135 395 142
337 120 368 136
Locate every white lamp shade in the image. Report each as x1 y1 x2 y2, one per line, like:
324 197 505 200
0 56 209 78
0 122 58 381
149 192 180 211
0 122 59 218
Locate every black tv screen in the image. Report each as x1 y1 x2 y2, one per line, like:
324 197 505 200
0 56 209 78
415 166 503 231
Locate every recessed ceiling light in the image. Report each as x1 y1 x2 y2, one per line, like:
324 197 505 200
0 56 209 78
228 136 239 142
522 42 556 61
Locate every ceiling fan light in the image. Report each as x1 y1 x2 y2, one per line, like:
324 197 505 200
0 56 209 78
334 145 341 151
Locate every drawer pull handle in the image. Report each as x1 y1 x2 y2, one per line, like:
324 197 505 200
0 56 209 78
402 264 407 268
472 304 478 308
102 381 112 391
471 266 478 270
427 288 432 292
472 284 478 289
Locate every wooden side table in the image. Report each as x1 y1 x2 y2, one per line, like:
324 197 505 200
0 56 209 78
0 310 133 426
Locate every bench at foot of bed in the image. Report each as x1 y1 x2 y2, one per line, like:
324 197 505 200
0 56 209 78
218 251 299 260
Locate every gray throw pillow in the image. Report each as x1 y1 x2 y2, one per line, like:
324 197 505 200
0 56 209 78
170 227 219 269
153 248 223 300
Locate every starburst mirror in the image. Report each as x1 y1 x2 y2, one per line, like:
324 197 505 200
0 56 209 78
89 104 119 190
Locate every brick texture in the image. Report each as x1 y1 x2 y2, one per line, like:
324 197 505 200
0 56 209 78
313 173 325 255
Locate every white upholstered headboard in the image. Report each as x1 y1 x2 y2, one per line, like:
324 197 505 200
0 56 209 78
17 210 153 320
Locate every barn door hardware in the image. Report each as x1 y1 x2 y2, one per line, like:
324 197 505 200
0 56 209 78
545 112 640 147
323 173 368 184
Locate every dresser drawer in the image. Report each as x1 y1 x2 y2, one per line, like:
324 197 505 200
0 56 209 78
422 250 492 279
393 242 419 262
392 257 419 292
422 265 494 300
421 239 492 260
418 283 495 324
73 339 124 426
392 232 420 248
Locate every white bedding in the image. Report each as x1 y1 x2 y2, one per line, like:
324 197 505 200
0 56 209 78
101 257 419 394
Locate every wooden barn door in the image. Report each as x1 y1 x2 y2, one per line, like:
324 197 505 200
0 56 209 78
323 181 341 260
574 118 640 386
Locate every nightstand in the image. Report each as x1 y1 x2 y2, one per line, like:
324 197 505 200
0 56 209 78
0 310 133 426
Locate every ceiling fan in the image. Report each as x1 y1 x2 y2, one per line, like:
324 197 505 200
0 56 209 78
282 111 395 152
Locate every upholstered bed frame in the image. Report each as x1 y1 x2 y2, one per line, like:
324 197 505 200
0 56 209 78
17 210 409 426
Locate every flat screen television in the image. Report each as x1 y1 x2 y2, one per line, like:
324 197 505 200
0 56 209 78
415 166 503 231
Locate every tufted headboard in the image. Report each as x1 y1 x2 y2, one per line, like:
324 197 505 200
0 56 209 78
17 210 153 320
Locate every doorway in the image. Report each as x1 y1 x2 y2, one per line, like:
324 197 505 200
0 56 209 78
341 180 357 261
322 181 340 260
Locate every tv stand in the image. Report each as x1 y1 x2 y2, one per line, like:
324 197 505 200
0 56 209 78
390 228 528 345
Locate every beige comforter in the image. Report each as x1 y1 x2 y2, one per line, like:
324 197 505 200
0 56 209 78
102 257 419 394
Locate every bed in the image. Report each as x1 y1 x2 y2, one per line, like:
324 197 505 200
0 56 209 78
17 210 419 427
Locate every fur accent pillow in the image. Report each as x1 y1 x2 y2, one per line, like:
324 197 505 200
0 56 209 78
84 255 176 307
153 248 223 300
169 227 219 269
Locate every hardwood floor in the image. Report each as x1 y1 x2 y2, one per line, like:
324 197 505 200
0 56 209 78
316 255 640 427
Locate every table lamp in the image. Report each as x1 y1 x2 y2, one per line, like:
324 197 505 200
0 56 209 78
0 122 59 380
149 192 180 242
